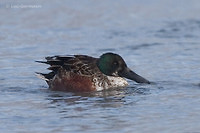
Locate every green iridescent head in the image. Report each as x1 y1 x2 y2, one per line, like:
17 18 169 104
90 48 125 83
97 53 126 76
97 52 150 84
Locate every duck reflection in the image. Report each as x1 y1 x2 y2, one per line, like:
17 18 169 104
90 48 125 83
41 84 151 121
45 85 150 109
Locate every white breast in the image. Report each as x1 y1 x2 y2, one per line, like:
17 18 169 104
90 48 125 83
95 76 128 91
107 76 128 88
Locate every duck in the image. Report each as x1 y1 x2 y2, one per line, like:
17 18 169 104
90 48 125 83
36 52 150 92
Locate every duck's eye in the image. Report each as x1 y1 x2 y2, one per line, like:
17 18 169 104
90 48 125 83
113 61 118 66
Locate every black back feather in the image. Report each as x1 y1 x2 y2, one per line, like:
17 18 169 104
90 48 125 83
36 55 98 81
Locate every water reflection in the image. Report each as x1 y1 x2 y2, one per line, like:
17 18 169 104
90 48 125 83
44 86 151 116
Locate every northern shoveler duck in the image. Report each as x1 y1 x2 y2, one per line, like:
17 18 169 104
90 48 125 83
36 52 150 92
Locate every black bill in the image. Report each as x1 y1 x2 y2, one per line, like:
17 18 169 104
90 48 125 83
119 67 150 84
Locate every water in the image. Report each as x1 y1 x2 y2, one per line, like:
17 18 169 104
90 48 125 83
1 0 200 132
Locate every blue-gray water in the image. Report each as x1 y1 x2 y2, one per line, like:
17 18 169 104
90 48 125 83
1 0 200 132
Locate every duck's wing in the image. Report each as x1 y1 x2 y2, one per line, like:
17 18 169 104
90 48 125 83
36 55 99 81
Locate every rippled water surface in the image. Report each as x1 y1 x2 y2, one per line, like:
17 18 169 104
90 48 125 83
1 0 200 132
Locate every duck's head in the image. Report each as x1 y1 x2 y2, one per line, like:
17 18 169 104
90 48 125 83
97 53 150 84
